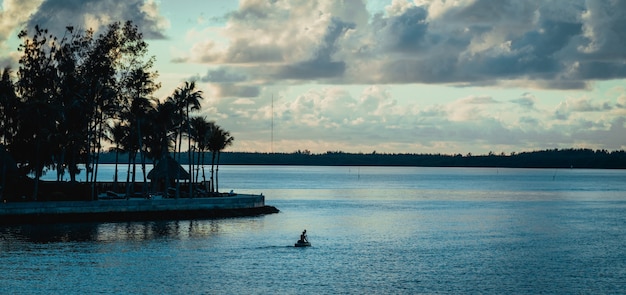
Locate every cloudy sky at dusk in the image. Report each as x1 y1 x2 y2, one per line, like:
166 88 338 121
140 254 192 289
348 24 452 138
1 0 626 154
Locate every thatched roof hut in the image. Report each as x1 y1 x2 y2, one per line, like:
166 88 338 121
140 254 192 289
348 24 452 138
147 156 190 180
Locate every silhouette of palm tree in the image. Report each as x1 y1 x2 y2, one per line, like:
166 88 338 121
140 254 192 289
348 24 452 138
209 125 234 193
167 81 202 197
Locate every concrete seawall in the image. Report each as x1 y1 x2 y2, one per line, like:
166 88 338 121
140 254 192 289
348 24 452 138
0 194 279 224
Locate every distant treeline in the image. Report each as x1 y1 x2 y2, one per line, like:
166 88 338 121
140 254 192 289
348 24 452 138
98 148 626 169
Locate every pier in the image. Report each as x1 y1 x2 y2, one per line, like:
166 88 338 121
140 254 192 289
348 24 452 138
0 194 279 224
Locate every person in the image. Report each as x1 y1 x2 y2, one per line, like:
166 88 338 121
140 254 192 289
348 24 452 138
299 229 308 243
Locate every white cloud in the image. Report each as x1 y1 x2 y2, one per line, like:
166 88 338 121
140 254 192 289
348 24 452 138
0 0 43 66
554 96 613 120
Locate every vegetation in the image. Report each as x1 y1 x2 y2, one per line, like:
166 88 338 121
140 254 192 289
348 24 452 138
97 148 624 169
0 22 234 201
208 149 622 168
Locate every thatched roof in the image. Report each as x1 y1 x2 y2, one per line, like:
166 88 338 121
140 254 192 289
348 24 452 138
147 156 190 180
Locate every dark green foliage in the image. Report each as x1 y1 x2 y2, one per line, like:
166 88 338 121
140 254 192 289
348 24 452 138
1 22 162 200
0 21 235 201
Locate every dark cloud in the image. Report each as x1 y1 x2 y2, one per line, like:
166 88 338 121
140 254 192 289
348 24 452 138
572 61 626 80
216 83 260 98
271 60 346 80
26 0 168 39
373 6 430 53
471 20 582 79
199 68 247 83
379 56 460 84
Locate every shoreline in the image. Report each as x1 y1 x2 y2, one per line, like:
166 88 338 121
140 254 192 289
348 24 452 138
0 194 279 225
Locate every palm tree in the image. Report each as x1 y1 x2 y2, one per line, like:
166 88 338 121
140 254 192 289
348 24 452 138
213 127 234 193
107 122 127 190
167 81 202 197
125 92 155 197
146 100 177 162
208 125 234 193
143 100 178 195
190 117 215 184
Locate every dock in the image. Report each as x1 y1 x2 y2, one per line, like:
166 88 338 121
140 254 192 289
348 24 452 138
0 194 279 224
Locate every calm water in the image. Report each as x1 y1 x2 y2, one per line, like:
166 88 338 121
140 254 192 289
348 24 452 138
3 166 626 294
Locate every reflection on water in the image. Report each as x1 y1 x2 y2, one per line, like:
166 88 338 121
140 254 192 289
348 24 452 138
0 218 265 247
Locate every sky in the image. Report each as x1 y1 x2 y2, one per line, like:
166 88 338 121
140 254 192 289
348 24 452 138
1 0 626 155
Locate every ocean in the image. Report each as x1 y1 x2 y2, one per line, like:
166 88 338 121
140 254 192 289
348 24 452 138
2 165 626 294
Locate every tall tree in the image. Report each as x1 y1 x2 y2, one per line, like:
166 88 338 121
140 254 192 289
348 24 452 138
190 117 215 184
15 25 61 200
213 127 234 193
112 21 160 197
143 100 177 195
167 81 202 197
107 121 128 190
207 124 234 193
145 100 177 163
0 68 18 147
0 68 17 201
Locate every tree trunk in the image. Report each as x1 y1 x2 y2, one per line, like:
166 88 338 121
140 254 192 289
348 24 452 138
114 148 119 191
175 125 182 198
125 152 132 198
56 149 65 181
93 114 104 196
138 121 147 196
32 141 41 201
210 151 216 193
186 107 193 198
195 148 201 183
216 151 221 193
201 151 206 183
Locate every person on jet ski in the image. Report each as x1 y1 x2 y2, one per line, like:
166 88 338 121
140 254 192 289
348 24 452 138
299 229 308 243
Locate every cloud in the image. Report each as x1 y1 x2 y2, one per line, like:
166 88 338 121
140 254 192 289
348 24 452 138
373 5 430 53
0 0 43 55
214 83 260 98
198 67 248 83
579 0 626 60
510 93 537 110
173 0 626 90
554 96 614 120
0 58 9 68
198 78 626 153
176 0 368 79
25 0 169 39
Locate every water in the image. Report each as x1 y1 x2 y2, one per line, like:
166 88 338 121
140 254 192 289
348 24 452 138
3 166 626 294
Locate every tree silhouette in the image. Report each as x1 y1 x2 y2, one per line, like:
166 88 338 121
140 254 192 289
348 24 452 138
190 116 215 184
167 81 202 197
2 21 241 201
208 124 234 193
